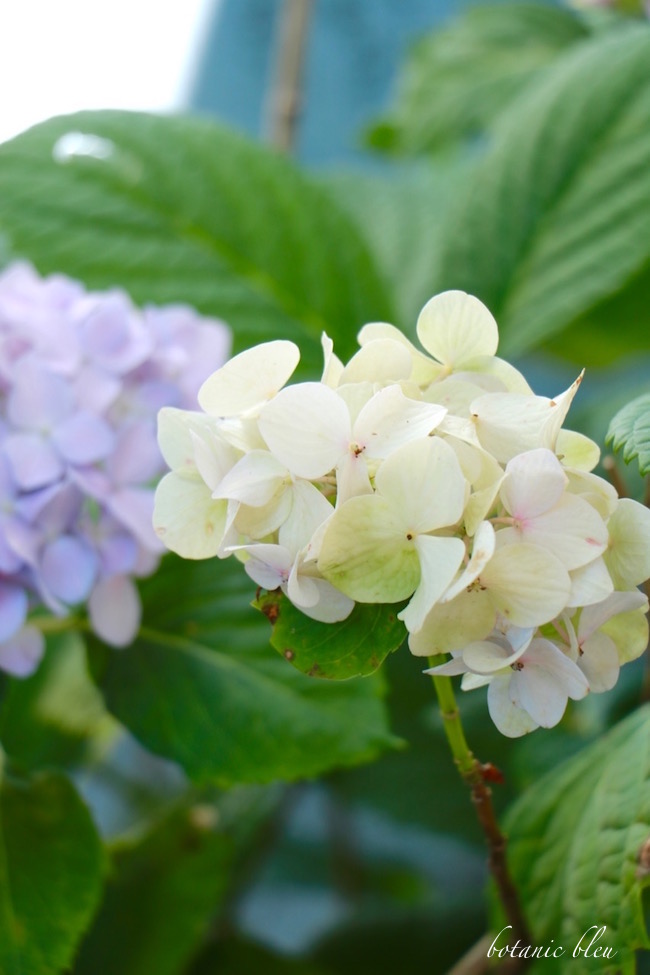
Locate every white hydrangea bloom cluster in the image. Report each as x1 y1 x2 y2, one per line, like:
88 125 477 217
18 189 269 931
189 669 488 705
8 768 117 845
154 291 650 737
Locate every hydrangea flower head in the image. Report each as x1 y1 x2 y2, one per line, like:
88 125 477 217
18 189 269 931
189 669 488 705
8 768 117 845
154 289 650 737
0 261 230 677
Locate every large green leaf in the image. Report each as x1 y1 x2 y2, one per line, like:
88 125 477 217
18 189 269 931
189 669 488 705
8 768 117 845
88 555 400 787
255 590 406 680
0 765 104 975
0 111 393 371
607 393 650 476
428 26 650 358
74 801 232 975
367 3 589 155
504 706 650 973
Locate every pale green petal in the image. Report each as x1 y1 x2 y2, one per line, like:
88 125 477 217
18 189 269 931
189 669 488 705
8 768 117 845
357 321 442 385
482 542 571 628
375 437 466 534
464 480 503 537
462 355 533 394
198 340 300 416
321 332 344 387
318 495 419 602
416 291 499 367
408 588 495 656
340 339 413 385
501 448 567 520
605 498 650 589
556 429 600 471
354 386 446 460
566 469 618 520
579 632 619 692
279 480 334 554
213 449 287 506
423 376 487 416
259 382 350 478
578 589 648 642
157 407 218 473
398 535 465 633
153 472 227 559
601 607 649 664
234 489 293 540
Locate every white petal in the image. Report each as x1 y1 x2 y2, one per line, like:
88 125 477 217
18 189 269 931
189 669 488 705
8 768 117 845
335 451 373 506
239 543 293 590
409 588 495 657
321 332 344 387
525 638 589 701
416 291 498 368
259 382 350 478
279 480 334 554
487 676 539 738
517 494 608 570
234 488 293 540
198 340 300 416
357 321 442 385
190 428 238 492
214 450 288 506
376 437 466 534
501 448 567 520
567 558 613 608
354 386 446 461
578 589 648 642
443 521 496 603
513 666 568 730
463 635 532 675
398 535 465 633
423 653 468 677
153 472 228 558
579 632 619 692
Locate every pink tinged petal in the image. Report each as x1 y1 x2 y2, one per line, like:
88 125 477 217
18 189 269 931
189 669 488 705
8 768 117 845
524 639 589 701
501 448 567 520
214 450 288 506
0 626 45 678
481 542 571 628
579 632 619 693
339 339 413 384
7 358 74 428
238 544 293 590
198 340 300 417
416 291 499 368
89 575 141 647
443 521 496 603
0 582 28 642
398 535 465 633
108 487 162 552
578 590 649 643
567 559 613 609
40 535 97 603
516 494 608 571
259 382 351 479
52 412 116 465
153 473 228 559
353 386 447 459
487 675 539 738
4 433 63 490
375 437 466 534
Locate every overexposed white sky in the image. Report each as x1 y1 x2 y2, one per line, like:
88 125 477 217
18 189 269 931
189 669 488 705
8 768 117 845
0 0 218 145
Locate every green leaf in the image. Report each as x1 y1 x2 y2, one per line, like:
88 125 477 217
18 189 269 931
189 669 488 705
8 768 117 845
73 801 232 975
0 765 104 975
0 111 394 372
606 393 650 475
254 591 406 680
428 26 650 357
88 555 400 787
367 3 589 155
504 706 650 973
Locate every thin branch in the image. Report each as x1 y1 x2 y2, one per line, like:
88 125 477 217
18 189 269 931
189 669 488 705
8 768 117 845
266 0 314 153
430 664 533 971
602 454 628 498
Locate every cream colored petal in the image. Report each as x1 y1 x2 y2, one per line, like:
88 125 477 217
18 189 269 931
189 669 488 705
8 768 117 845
605 498 650 589
567 558 613 608
408 588 495 656
279 480 334 555
339 339 413 385
442 521 495 603
416 291 499 367
518 494 608 571
321 332 344 387
213 449 288 506
487 676 539 737
318 494 420 602
354 385 446 460
481 541 571 628
501 448 567 520
153 472 227 559
555 429 600 471
198 340 300 417
357 321 442 385
398 535 465 633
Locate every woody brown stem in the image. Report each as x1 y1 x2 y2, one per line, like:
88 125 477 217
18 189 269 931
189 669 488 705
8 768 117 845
266 0 314 153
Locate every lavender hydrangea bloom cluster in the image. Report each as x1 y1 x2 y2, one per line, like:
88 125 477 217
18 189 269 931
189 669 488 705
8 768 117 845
0 262 231 677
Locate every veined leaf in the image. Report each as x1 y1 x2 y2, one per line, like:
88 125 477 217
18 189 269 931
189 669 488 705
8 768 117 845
503 706 650 973
606 393 650 476
428 26 650 358
88 555 400 787
255 590 406 680
0 111 393 372
0 765 104 975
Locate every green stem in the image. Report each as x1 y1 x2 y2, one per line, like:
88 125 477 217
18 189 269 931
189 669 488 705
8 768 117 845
428 656 533 969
